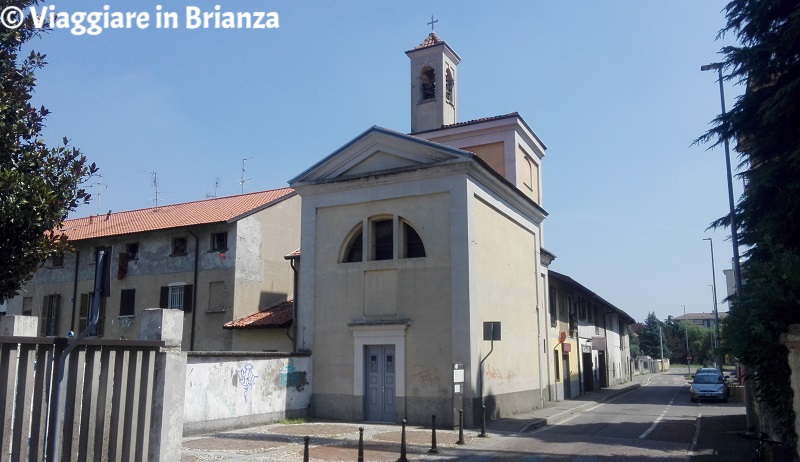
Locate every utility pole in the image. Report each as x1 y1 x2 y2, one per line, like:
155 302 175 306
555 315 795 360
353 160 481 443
683 304 690 375
659 324 665 373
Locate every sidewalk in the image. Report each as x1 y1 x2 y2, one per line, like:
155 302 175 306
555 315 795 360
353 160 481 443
181 374 648 461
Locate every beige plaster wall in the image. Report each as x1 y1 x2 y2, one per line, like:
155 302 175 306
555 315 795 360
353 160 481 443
516 144 541 204
230 329 293 352
471 196 541 399
311 192 454 404
465 142 505 177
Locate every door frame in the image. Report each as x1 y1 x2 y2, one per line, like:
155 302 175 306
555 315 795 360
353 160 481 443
350 322 409 420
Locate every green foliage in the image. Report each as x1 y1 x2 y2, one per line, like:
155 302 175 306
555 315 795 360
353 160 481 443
638 312 670 359
628 325 641 358
698 0 800 445
0 0 97 300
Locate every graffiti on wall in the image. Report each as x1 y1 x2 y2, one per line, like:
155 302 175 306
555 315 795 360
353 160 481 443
238 363 258 401
277 363 308 391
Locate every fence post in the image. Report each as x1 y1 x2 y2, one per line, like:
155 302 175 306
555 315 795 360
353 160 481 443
141 309 186 461
0 315 38 336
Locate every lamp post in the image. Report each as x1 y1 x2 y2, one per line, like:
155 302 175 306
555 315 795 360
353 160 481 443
704 237 722 370
702 62 753 431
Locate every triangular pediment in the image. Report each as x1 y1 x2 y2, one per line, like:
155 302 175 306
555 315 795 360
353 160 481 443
289 126 473 185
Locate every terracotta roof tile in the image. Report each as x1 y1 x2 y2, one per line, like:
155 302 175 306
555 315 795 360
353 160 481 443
60 187 295 241
285 248 301 258
414 32 443 50
224 300 294 329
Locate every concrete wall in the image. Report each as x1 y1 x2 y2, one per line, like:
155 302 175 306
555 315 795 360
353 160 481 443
183 352 312 435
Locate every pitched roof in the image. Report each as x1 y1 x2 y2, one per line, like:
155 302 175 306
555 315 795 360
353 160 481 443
413 32 443 50
60 187 295 241
223 300 294 329
675 312 728 321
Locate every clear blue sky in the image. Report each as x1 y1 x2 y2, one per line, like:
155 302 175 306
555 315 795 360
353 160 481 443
31 0 744 324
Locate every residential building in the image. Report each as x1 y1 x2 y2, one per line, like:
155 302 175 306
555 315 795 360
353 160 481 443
5 188 300 352
674 311 728 329
548 271 634 399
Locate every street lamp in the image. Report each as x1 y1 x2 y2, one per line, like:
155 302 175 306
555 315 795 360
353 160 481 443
700 63 744 297
702 62 753 431
703 237 722 370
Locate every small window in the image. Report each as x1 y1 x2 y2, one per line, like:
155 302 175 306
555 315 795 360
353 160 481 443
50 253 65 268
344 230 363 263
160 284 193 312
420 67 436 100
445 69 454 103
120 289 136 316
172 237 188 256
22 297 33 316
402 222 426 258
211 232 228 252
549 287 557 327
372 219 393 261
125 243 139 260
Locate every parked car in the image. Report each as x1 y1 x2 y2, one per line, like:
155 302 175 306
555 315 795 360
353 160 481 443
690 372 730 402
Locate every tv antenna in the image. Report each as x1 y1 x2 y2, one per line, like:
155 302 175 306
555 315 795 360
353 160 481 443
206 177 220 198
143 171 161 209
239 157 253 194
89 175 108 215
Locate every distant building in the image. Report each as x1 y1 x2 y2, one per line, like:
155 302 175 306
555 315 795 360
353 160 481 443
674 311 728 329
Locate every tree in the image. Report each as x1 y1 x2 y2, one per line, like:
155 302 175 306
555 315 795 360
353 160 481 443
0 0 97 301
638 312 669 360
698 0 800 444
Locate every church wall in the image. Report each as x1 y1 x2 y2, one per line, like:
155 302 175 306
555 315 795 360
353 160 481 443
463 142 505 176
467 186 543 420
308 190 455 424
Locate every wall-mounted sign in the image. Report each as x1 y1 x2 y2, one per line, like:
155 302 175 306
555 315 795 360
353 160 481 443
562 343 572 353
483 322 501 341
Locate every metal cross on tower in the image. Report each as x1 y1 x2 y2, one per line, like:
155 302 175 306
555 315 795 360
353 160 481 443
427 14 438 31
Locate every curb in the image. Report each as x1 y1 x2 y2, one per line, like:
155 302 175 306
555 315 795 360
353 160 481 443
519 382 642 433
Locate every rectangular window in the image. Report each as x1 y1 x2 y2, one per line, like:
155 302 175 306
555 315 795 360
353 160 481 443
210 232 228 252
549 287 557 327
120 289 136 316
125 243 139 260
22 297 33 316
50 253 65 268
372 219 393 260
79 293 105 337
172 237 188 256
579 301 587 321
160 284 193 313
41 294 61 336
207 281 228 312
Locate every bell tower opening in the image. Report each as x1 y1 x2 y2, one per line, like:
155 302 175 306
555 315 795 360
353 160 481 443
405 32 461 133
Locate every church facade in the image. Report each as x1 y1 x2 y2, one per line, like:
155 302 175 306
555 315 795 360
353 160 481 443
289 33 553 427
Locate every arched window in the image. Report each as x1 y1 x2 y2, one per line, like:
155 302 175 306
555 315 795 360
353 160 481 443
445 69 454 103
420 67 436 100
402 222 426 258
343 228 363 263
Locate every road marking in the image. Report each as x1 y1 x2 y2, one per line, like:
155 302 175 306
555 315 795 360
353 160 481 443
684 411 702 461
638 389 680 439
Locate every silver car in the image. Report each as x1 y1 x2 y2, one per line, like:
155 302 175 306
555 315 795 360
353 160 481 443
690 372 730 402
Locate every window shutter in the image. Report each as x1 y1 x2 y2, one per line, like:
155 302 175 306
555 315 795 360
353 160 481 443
40 296 49 336
79 293 89 333
183 285 193 313
97 298 105 337
159 287 168 308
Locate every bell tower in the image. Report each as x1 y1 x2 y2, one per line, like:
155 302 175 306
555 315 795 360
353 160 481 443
406 32 461 133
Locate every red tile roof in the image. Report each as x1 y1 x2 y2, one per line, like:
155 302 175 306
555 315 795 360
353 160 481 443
224 300 294 329
413 32 443 50
60 188 295 241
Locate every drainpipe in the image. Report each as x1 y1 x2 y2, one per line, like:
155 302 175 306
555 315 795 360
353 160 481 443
70 250 80 331
284 254 300 353
187 228 200 351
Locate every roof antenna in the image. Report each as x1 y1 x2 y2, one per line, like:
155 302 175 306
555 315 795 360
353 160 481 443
206 177 219 199
239 157 253 194
142 171 160 209
89 175 108 215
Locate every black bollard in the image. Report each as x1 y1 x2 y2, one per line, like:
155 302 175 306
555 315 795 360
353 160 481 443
303 436 309 462
358 427 364 462
428 414 439 454
397 419 408 462
479 404 487 437
456 409 465 445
